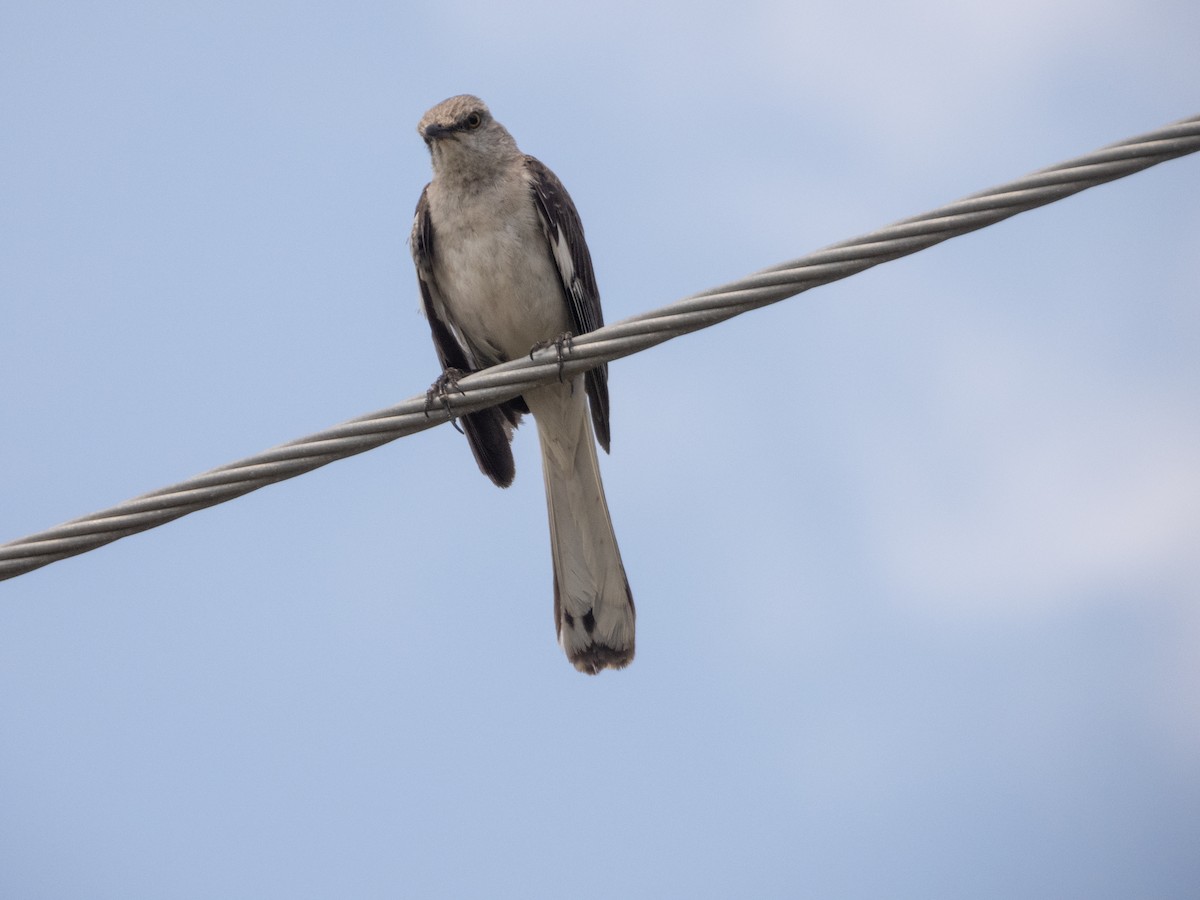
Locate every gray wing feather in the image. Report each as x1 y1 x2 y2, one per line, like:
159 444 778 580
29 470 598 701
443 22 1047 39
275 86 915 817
411 187 523 488
525 157 611 453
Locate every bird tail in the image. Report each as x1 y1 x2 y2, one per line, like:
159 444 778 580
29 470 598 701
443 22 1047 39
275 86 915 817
524 379 635 674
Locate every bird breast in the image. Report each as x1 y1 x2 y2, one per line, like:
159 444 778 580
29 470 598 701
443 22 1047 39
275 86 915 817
431 179 570 365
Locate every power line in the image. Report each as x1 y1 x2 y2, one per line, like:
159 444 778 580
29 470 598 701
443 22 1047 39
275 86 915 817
2 114 1198 582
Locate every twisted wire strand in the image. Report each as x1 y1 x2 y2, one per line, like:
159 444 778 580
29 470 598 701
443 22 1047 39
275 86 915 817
3 114 1198 582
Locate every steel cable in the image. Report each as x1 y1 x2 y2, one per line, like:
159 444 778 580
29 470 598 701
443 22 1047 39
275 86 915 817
2 114 1197 581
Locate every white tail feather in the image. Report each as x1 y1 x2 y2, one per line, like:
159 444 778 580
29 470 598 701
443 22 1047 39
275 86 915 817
524 378 634 673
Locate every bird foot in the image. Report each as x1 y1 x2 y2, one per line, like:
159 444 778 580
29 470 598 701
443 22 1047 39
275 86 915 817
529 332 575 383
424 367 466 434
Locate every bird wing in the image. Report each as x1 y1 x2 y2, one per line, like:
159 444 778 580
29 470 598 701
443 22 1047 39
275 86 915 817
411 186 523 488
525 157 611 453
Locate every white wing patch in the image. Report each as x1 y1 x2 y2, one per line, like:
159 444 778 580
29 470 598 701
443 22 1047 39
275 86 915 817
547 222 578 297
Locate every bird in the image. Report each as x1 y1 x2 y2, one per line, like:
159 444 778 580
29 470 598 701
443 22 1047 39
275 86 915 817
409 95 635 674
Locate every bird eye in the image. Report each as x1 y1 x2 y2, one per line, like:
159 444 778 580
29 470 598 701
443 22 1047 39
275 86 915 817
465 112 483 129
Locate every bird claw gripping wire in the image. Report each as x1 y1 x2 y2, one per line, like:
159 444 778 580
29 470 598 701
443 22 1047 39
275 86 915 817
424 367 467 434
529 332 575 383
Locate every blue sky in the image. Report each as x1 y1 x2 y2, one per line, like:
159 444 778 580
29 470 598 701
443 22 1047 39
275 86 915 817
2 1 1198 897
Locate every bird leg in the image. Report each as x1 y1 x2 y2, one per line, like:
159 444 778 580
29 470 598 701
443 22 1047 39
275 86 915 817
424 367 467 434
529 331 575 384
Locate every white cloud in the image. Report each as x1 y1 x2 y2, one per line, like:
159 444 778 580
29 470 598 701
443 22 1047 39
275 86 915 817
860 311 1200 619
751 0 1152 156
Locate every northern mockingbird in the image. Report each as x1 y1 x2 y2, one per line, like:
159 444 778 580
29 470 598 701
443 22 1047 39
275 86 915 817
410 95 635 674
